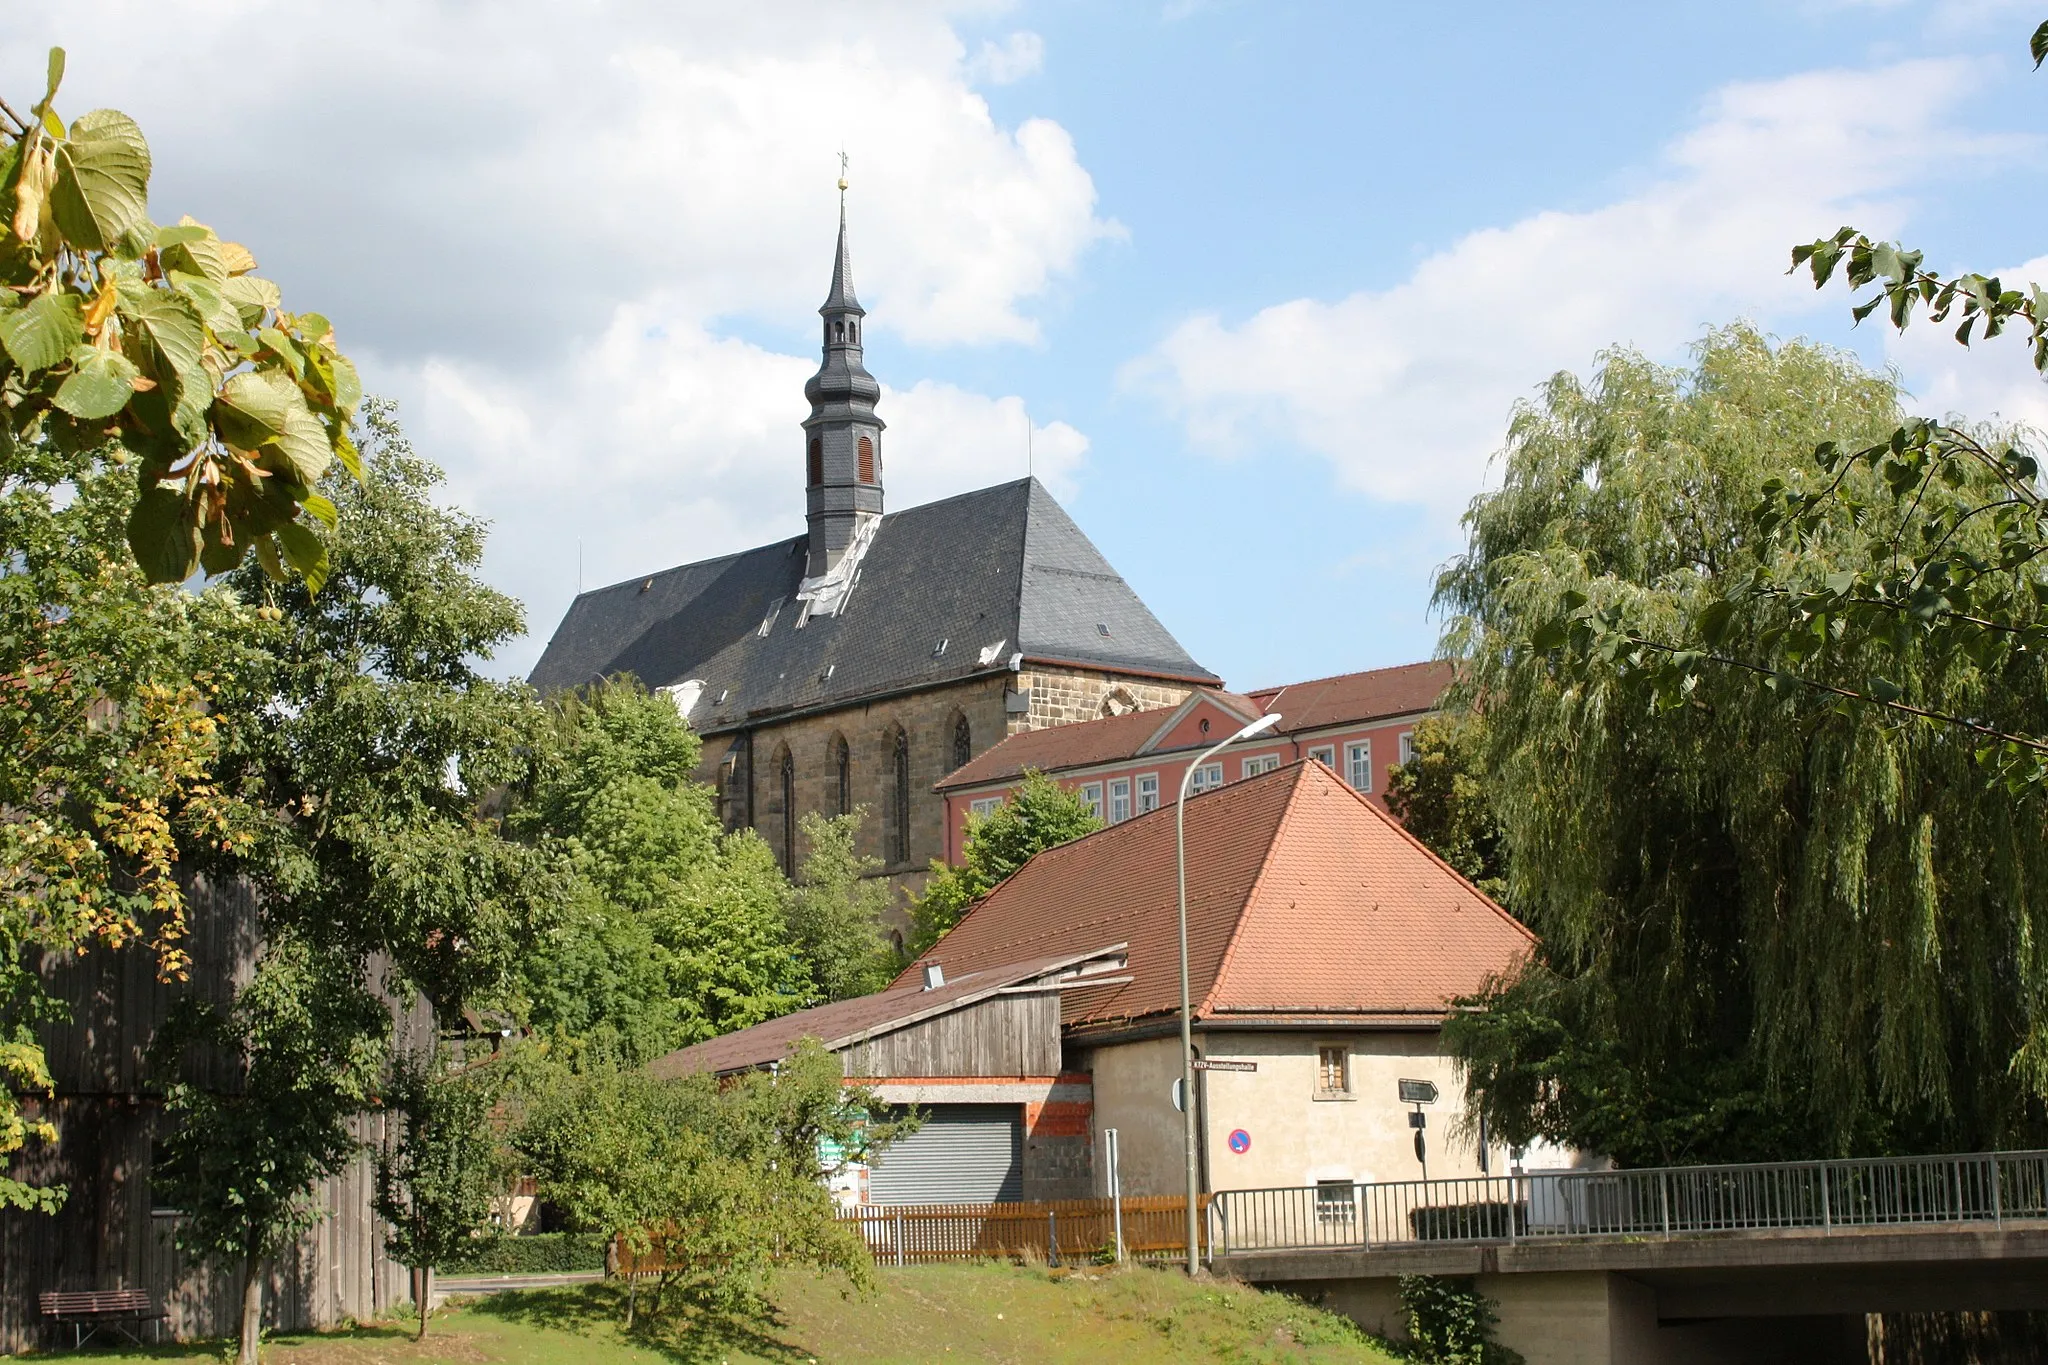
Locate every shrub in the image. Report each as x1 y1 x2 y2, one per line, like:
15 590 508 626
1397 1275 1523 1365
440 1232 608 1275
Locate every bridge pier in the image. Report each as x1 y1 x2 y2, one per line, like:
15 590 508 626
1231 1225 2048 1364
1286 1270 1871 1364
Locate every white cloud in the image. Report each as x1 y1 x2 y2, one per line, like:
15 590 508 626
968 31 1046 85
1129 60 2013 514
1 2 1115 672
1882 249 2048 434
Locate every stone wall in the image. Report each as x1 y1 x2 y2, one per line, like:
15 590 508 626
698 666 1195 932
1011 668 1191 735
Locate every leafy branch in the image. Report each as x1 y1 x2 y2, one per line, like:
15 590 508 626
1 48 360 589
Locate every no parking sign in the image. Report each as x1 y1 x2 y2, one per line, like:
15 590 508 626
1227 1129 1251 1154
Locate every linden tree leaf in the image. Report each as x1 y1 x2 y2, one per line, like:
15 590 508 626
52 344 140 420
49 109 151 252
126 483 200 585
0 291 83 374
275 518 329 595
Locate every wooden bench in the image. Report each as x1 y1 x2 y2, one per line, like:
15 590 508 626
38 1289 166 1349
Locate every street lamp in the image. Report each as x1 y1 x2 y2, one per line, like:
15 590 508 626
1176 709 1282 1274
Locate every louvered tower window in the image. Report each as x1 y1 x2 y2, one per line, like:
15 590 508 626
807 438 822 486
857 435 876 484
892 729 911 864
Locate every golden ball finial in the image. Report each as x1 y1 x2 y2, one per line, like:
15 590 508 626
837 177 849 191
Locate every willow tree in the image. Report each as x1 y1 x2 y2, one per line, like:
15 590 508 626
1439 325 2048 1165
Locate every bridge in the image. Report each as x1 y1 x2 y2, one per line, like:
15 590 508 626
1207 1149 2048 1365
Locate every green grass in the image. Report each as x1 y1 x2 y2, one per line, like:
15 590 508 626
49 1262 1404 1365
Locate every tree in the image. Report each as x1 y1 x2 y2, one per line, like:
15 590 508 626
785 811 897 1002
1536 19 2048 788
1437 325 2048 1164
908 771 1101 954
149 935 386 1365
1385 714 1509 903
3 50 359 587
513 1041 902 1330
511 680 806 1058
217 399 564 1027
374 1049 503 1340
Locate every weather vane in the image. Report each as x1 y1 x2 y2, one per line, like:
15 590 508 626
837 149 849 198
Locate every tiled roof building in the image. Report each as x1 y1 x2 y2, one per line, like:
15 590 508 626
529 205 1214 903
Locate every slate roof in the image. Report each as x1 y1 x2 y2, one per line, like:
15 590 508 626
898 760 1535 1035
1243 660 1453 733
528 478 1217 728
647 944 1127 1079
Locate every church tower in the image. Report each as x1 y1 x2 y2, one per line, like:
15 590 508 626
802 195 885 585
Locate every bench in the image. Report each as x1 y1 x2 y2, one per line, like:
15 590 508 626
38 1289 166 1349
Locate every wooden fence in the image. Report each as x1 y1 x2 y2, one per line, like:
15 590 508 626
837 1194 1213 1266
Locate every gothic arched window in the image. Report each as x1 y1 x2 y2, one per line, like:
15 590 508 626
849 321 859 344
832 734 850 816
779 747 796 873
834 319 846 342
807 438 822 487
952 714 972 773
857 436 876 485
891 728 911 864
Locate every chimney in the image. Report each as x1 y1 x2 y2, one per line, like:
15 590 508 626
921 963 945 991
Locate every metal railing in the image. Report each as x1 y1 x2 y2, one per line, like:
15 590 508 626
1209 1149 2048 1256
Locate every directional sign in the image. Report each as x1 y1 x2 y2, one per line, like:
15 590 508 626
1398 1078 1439 1105
1195 1059 1258 1073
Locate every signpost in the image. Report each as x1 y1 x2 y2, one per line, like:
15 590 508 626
1399 1078 1438 1180
1194 1059 1257 1073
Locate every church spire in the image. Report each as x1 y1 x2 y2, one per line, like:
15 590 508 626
801 176 884 586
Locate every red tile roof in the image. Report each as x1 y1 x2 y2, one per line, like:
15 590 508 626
1244 660 1454 734
938 663 1453 793
899 760 1533 1034
938 689 1262 790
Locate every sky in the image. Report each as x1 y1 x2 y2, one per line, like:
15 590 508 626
7 1 2048 689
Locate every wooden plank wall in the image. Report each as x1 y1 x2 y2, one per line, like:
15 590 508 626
2 876 419 1351
839 992 1061 1078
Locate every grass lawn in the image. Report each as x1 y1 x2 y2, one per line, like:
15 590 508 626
46 1263 1405 1365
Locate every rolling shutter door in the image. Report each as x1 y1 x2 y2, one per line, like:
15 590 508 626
867 1104 1023 1205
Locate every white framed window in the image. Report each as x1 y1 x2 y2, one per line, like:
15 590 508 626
1136 773 1160 813
1315 1179 1358 1222
1345 740 1373 793
1108 777 1132 823
1308 744 1336 768
1398 730 1416 767
1189 763 1223 795
1241 754 1280 779
969 796 1002 819
1080 782 1103 819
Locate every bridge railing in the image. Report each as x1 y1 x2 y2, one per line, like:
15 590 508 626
1209 1149 2048 1255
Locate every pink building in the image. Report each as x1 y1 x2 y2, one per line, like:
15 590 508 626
935 661 1452 862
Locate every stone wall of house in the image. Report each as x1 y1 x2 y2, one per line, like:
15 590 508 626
1022 1087 1095 1202
1011 668 1191 735
697 666 1195 932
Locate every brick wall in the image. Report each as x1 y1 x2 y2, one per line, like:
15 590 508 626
1023 1093 1095 1202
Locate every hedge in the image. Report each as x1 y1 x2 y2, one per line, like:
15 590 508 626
438 1232 608 1275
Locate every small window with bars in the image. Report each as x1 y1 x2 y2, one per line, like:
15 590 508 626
1316 1044 1351 1097
1315 1179 1357 1221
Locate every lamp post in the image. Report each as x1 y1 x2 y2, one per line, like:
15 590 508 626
1177 709 1282 1275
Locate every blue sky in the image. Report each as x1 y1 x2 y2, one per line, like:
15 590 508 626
8 1 2048 689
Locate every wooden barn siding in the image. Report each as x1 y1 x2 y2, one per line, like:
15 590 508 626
3 876 419 1351
839 993 1061 1078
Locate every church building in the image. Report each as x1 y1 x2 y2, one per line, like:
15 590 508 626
529 204 1217 903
